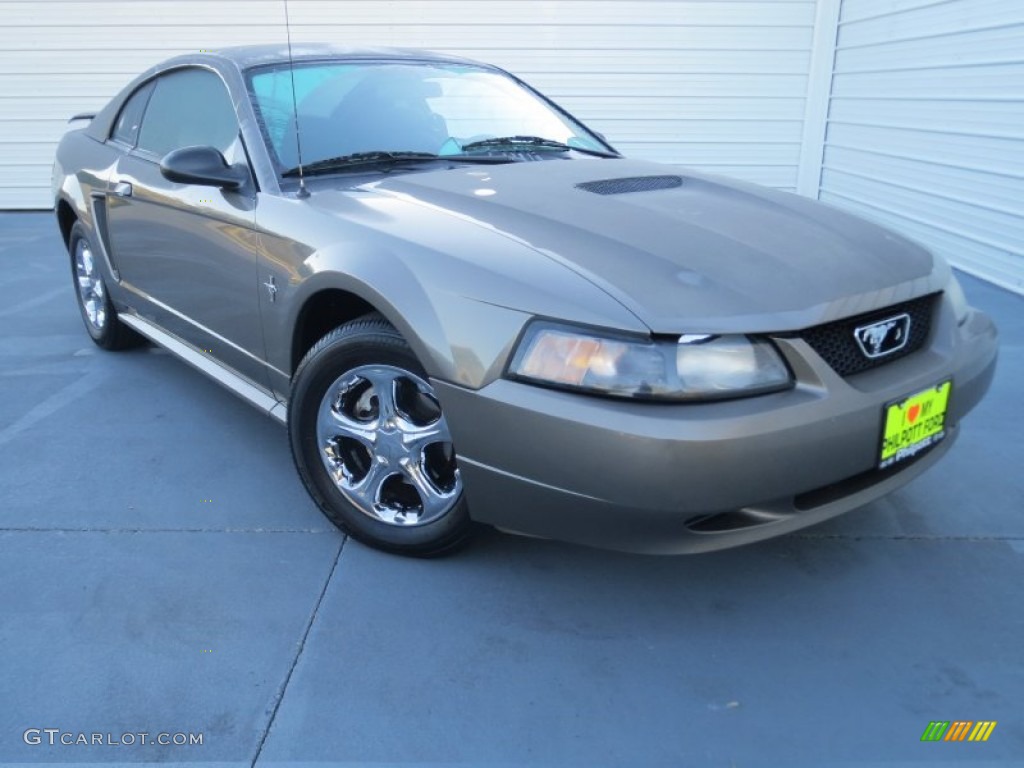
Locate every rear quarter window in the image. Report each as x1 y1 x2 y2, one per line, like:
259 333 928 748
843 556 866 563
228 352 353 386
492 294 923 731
110 81 154 146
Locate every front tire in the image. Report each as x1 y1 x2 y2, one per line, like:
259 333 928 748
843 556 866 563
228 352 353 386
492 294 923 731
289 314 472 556
68 221 144 350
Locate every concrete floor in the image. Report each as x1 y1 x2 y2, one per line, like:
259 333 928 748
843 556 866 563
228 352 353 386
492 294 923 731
0 210 1021 767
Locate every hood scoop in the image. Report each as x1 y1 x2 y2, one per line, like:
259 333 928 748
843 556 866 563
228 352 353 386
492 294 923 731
575 175 683 195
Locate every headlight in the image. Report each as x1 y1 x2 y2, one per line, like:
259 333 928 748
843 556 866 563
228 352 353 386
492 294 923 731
507 322 792 401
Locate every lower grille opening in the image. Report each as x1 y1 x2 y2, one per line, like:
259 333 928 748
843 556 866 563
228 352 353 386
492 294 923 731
793 434 946 511
685 508 789 533
688 429 951 530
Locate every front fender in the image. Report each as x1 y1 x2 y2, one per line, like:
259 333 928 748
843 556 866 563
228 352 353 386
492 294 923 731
261 231 532 392
257 190 643 396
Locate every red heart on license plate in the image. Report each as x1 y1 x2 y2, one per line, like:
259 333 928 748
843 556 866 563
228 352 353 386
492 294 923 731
907 403 921 424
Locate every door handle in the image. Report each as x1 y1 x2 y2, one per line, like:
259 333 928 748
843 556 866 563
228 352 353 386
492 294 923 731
112 181 133 198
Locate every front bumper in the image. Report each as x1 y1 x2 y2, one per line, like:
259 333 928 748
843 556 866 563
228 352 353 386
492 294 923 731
435 298 998 554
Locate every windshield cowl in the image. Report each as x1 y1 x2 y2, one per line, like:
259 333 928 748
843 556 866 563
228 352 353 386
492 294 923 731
460 135 618 158
282 151 518 178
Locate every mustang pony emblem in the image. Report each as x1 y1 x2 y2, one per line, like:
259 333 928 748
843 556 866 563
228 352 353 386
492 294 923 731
854 313 911 358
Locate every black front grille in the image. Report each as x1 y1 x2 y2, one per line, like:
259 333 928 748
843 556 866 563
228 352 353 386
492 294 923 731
798 293 939 377
575 175 683 195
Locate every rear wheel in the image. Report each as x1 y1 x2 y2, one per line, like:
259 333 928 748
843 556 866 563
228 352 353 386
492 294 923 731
69 221 144 350
289 314 472 556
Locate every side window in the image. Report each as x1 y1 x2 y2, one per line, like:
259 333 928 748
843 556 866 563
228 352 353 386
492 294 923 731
111 81 154 146
136 68 239 158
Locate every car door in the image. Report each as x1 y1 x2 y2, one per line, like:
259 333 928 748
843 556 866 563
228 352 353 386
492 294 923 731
105 67 268 388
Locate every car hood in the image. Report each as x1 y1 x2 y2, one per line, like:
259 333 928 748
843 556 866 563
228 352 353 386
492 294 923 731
353 158 943 333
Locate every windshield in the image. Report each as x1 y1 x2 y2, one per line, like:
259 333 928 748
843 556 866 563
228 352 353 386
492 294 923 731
246 60 611 172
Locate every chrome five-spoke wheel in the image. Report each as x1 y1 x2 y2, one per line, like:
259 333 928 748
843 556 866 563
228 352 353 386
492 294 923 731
291 316 472 556
317 365 461 526
74 237 106 330
67 221 144 350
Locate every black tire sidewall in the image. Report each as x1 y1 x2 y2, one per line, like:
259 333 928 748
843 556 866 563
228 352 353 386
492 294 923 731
289 321 471 555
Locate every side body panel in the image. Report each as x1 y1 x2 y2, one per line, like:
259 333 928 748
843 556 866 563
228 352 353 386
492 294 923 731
53 131 117 243
106 152 266 386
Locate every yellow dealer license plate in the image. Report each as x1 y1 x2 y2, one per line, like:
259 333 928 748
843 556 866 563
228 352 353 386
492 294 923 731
879 380 952 469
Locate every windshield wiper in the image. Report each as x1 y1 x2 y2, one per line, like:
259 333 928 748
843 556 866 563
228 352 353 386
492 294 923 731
460 136 619 158
282 151 509 177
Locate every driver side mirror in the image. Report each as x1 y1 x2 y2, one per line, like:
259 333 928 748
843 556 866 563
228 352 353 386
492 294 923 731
159 145 248 190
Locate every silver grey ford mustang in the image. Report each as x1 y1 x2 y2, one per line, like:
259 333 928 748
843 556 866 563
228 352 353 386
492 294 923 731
53 44 998 556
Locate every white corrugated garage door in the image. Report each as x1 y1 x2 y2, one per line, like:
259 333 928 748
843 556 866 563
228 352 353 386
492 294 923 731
0 0 816 209
818 0 1024 293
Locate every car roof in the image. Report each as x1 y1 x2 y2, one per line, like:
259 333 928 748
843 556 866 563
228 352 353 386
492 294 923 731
81 43 503 181
88 43 488 134
162 43 490 72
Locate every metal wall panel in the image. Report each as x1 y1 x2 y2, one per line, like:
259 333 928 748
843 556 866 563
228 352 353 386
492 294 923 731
0 0 815 209
819 0 1024 292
